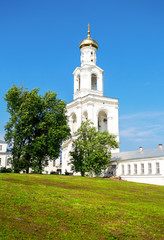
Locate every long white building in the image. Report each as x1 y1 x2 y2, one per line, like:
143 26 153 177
112 144 164 185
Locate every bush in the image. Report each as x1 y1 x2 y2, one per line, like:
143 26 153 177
50 171 58 175
0 167 12 173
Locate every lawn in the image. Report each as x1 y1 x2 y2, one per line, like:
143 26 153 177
0 174 164 240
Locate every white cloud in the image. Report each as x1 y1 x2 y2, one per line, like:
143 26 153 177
119 111 164 151
120 111 164 120
120 127 137 137
137 130 154 137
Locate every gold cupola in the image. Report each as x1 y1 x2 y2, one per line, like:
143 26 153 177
79 24 98 50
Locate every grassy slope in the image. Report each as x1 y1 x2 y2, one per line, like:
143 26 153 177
0 174 164 240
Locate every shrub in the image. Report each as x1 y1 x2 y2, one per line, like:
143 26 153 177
0 167 12 173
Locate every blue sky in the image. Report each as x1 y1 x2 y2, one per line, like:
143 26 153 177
0 0 164 151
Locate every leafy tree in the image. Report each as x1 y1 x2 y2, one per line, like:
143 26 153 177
4 85 70 173
69 120 119 176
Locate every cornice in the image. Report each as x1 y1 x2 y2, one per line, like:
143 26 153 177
73 65 104 75
67 94 119 109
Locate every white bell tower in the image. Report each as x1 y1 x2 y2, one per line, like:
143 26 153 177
62 25 119 174
73 24 103 99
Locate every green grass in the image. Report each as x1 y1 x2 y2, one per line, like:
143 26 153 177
0 174 164 240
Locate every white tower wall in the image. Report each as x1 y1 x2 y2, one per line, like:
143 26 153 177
62 26 119 174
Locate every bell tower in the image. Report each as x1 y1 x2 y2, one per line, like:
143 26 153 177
73 24 104 100
62 25 119 174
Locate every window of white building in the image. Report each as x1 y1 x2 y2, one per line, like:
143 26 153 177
128 164 131 175
156 162 160 174
45 160 49 166
148 163 152 174
0 158 1 165
83 111 88 121
91 74 97 90
121 165 124 175
141 163 144 174
72 113 77 133
7 158 10 166
53 160 56 167
98 111 107 132
77 75 80 91
0 145 2 151
134 164 137 174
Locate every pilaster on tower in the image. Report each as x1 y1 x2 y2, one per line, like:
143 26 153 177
73 25 104 100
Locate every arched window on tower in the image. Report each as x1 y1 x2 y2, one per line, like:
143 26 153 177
98 111 107 132
77 75 80 91
82 111 88 121
71 113 77 133
91 74 97 90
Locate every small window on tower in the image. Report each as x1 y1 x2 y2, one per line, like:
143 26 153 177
77 75 80 91
98 111 107 132
91 74 97 90
72 113 77 133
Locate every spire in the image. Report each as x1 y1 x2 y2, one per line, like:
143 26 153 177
79 24 98 50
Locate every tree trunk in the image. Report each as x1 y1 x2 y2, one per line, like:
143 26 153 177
81 171 85 177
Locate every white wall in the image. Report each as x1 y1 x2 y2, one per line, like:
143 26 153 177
116 157 164 185
0 142 7 153
0 142 11 169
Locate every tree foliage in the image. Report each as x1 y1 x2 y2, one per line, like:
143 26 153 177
4 85 70 173
69 120 119 176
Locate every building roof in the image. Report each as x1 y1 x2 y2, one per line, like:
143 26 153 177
112 147 164 161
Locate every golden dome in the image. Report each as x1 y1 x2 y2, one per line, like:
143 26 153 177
79 24 98 50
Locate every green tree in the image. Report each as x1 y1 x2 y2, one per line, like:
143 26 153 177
69 120 119 176
4 85 70 173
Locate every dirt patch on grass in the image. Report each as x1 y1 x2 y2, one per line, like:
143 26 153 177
36 179 94 191
13 217 24 221
3 178 34 185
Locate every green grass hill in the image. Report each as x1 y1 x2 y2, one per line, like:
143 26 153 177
0 174 164 240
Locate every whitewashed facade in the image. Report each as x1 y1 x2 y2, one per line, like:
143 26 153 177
61 26 119 174
0 140 12 169
112 144 164 185
43 157 61 174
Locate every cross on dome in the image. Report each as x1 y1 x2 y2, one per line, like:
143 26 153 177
79 24 98 50
87 24 91 39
